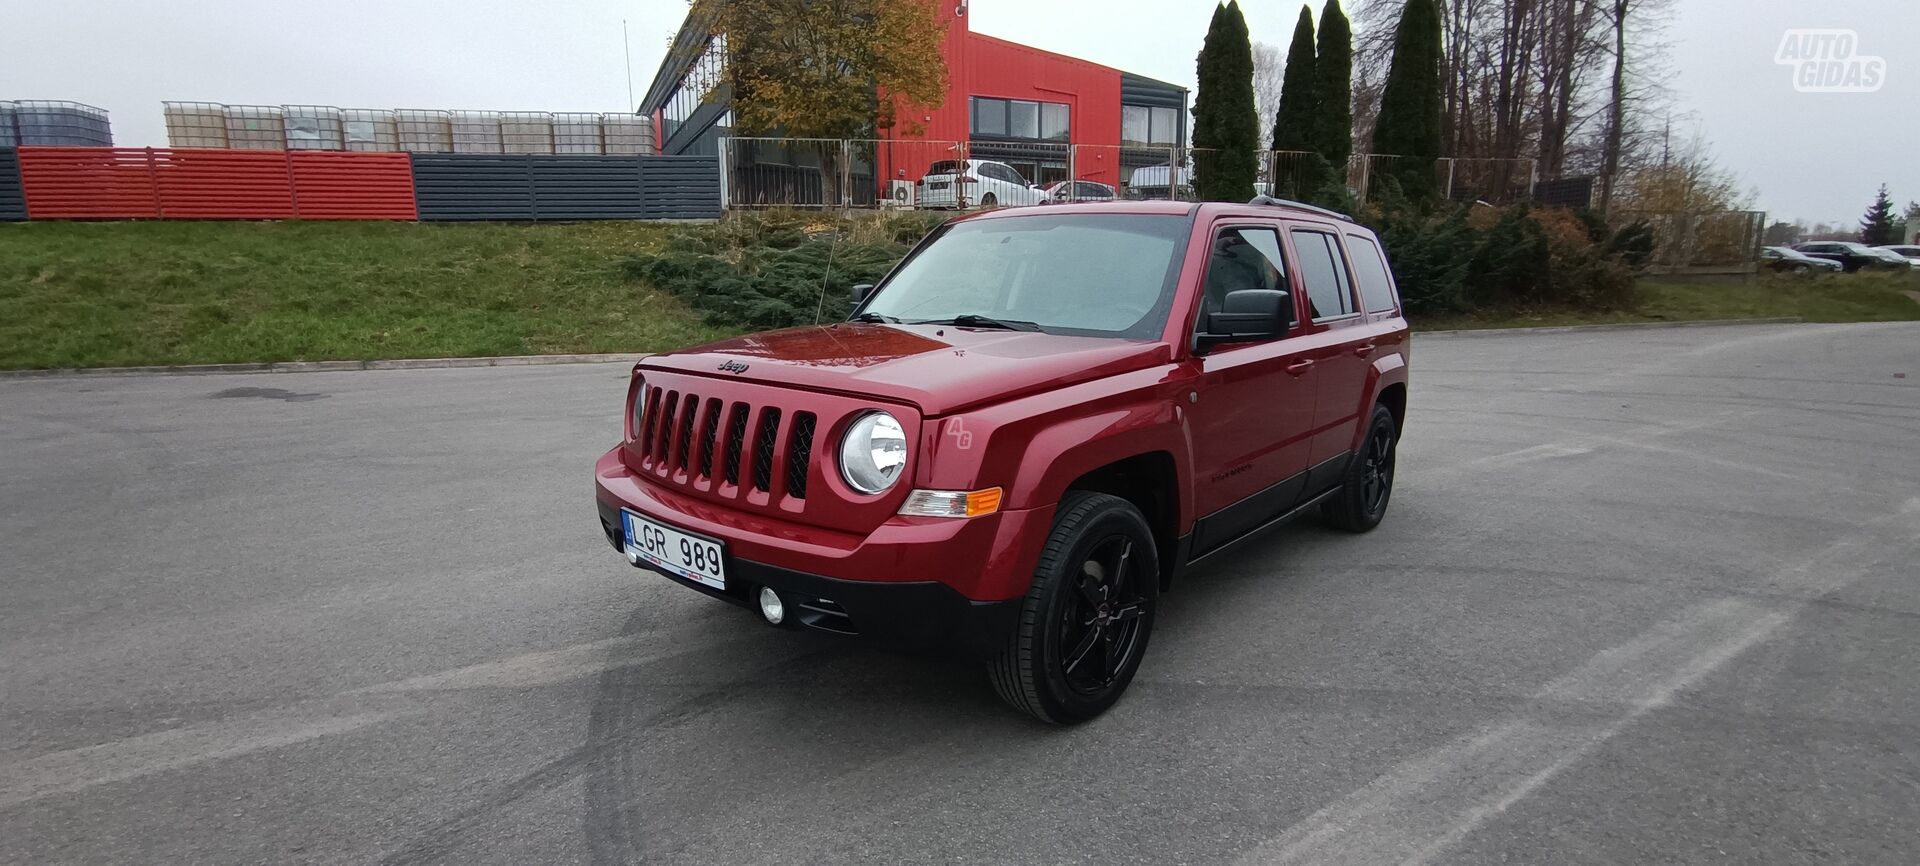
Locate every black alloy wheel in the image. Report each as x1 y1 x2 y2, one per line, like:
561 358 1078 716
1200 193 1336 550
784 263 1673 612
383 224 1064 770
1322 403 1399 533
990 491 1159 724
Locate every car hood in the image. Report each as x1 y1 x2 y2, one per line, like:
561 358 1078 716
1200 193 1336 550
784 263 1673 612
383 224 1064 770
639 324 1171 415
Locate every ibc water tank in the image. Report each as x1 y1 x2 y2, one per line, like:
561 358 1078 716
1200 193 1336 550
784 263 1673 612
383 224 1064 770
13 100 113 146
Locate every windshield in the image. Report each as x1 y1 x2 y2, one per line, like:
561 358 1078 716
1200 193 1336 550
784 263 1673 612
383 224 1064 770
860 214 1191 338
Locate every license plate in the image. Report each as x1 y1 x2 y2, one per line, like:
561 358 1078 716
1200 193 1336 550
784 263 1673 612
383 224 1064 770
621 510 726 590
929 182 950 190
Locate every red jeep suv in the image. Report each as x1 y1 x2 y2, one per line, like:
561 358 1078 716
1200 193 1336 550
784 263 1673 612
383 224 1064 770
594 198 1410 723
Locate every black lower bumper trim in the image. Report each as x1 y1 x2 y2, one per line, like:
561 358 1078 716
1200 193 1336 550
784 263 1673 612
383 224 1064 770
598 501 1019 656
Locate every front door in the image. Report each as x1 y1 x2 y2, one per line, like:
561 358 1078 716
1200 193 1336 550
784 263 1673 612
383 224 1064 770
1185 223 1317 556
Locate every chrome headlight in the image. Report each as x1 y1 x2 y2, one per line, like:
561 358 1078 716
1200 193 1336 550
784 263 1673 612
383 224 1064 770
839 411 908 494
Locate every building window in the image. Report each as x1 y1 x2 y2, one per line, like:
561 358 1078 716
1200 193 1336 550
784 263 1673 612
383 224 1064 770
1009 100 1040 138
1040 103 1069 141
971 97 1007 136
970 96 1070 142
663 35 728 139
1121 104 1180 147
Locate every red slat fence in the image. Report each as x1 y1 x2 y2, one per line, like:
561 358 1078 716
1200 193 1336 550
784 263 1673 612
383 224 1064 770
17 147 418 220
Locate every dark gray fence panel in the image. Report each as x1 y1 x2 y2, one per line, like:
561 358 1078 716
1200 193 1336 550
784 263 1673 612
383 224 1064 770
528 155 645 220
414 153 715 221
0 148 25 221
411 153 536 221
640 156 721 219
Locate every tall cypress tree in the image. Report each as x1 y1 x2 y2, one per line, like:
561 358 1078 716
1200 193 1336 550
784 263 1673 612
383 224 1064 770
1192 4 1227 157
1270 7 1321 199
1193 1 1260 201
1860 185 1897 245
1370 0 1444 201
1313 0 1353 176
1272 7 1318 154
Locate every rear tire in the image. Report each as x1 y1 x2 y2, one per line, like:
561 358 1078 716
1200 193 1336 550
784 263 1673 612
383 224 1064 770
989 492 1158 724
1321 404 1398 533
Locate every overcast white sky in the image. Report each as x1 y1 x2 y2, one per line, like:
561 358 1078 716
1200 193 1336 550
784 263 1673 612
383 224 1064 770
4 0 1912 224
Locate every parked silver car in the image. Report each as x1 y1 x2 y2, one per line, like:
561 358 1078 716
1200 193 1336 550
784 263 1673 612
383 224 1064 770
1041 180 1118 203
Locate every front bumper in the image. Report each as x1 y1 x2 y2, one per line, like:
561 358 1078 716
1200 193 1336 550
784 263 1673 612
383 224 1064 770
594 448 1044 655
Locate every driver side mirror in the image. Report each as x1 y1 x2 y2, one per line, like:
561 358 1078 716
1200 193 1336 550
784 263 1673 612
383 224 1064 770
1196 289 1292 353
850 283 875 305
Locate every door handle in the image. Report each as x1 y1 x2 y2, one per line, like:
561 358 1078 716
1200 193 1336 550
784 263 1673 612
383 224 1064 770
1352 343 1377 358
1285 359 1315 376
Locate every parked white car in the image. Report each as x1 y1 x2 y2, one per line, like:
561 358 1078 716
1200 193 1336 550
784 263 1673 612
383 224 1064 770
916 160 1046 209
1874 245 1920 268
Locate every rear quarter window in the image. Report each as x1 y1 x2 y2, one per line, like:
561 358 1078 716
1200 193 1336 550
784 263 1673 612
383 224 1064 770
1344 234 1400 314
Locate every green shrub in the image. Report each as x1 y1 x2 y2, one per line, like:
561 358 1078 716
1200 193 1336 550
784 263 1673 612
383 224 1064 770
1361 198 1641 317
623 210 943 330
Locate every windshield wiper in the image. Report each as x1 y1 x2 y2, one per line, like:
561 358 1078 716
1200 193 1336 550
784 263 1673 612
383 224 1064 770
917 314 1043 332
850 311 899 323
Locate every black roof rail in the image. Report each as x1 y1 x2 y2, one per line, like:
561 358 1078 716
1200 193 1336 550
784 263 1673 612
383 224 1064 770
1247 195 1355 223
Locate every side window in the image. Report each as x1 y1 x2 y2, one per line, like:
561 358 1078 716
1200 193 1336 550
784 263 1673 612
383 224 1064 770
1345 234 1399 314
1291 230 1356 320
1200 227 1288 325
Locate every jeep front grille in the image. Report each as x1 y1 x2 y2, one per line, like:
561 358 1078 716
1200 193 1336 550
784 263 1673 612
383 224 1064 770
638 386 816 502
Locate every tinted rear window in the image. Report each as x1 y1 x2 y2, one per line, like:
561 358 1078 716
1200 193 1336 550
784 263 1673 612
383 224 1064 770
1291 230 1356 320
1345 235 1399 313
927 161 965 175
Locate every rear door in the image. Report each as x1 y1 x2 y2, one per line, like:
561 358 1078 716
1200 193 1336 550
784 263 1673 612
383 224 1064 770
1185 221 1318 556
1286 225 1372 474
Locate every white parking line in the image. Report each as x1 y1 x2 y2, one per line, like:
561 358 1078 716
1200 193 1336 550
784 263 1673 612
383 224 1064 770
1235 498 1920 866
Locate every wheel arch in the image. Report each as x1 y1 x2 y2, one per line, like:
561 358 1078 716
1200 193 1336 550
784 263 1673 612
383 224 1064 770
1063 452 1182 591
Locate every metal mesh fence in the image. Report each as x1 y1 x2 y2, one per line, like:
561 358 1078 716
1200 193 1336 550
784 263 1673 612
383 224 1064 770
721 137 844 208
1615 210 1767 273
847 139 968 208
710 138 1579 213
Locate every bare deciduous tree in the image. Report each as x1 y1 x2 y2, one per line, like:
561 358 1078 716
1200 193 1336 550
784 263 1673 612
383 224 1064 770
1253 41 1288 152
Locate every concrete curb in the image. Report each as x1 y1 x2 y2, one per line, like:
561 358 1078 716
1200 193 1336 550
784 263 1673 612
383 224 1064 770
1418 317 1804 338
0 353 648 380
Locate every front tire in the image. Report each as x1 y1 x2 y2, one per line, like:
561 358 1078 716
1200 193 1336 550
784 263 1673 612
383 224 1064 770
980 192 998 208
989 492 1158 724
1321 404 1399 533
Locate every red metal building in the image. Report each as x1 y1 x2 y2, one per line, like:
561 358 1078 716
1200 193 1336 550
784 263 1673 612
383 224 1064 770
641 0 1187 199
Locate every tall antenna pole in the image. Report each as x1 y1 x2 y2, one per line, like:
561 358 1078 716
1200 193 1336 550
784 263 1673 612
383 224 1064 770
623 20 637 113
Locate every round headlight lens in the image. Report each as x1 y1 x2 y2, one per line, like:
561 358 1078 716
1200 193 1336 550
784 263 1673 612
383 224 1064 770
839 411 908 494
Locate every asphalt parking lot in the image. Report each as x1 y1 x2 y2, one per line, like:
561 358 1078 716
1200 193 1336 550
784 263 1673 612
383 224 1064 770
3 321 1918 865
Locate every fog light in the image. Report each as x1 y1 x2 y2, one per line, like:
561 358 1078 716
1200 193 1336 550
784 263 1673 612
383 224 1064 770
758 587 786 625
